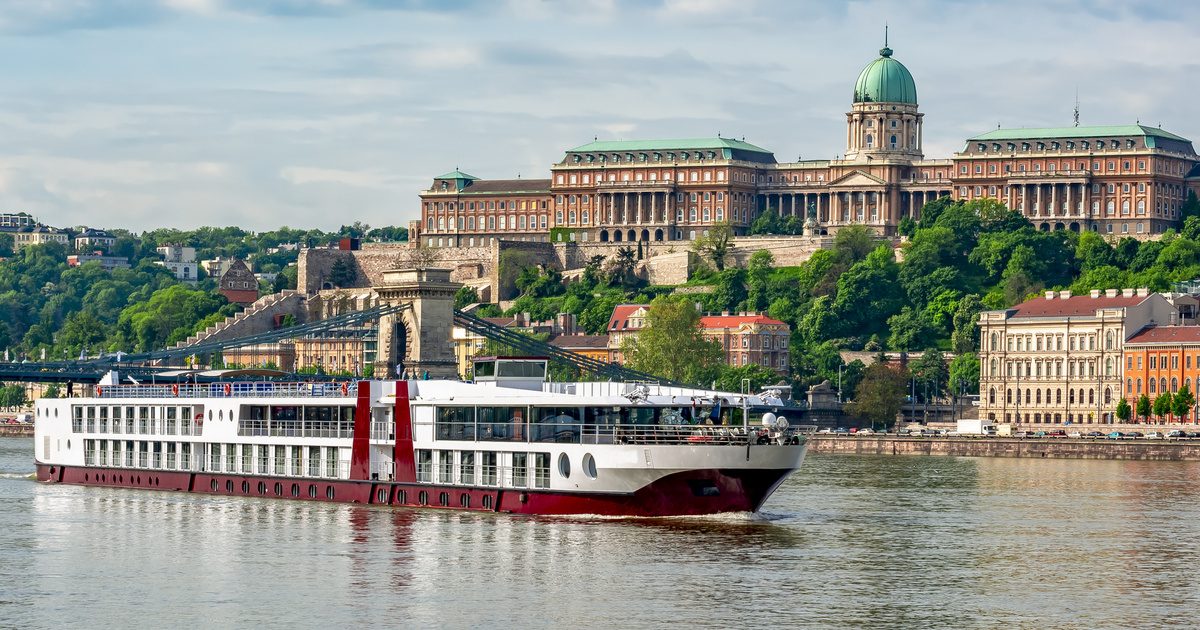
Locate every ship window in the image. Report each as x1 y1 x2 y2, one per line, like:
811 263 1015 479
309 484 317 499
326 486 334 500
477 406 527 441
460 451 475 485
558 453 571 478
533 453 550 489
480 452 498 486
531 407 581 443
512 452 529 487
416 449 432 482
436 406 476 441
439 492 450 506
437 450 453 483
583 453 597 479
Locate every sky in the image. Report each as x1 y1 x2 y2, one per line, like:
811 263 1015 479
0 0 1197 233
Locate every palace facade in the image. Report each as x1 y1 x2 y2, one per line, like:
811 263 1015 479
416 44 1200 248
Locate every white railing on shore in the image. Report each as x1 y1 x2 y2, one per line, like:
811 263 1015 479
87 382 356 400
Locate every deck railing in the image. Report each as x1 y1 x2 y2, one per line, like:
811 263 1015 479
88 382 357 399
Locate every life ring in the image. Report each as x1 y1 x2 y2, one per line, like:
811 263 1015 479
223 383 232 396
171 384 180 396
341 382 349 396
95 386 103 397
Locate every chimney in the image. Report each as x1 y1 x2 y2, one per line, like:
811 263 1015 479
1105 289 1118 298
1122 288 1134 297
1090 289 1101 298
1059 290 1072 299
1045 291 1056 300
1137 287 1150 297
722 310 730 316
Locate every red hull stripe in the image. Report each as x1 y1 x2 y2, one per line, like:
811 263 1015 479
34 463 794 517
393 381 416 482
349 380 371 480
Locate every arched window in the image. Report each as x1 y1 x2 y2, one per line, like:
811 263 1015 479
989 388 996 404
1104 388 1112 404
1161 378 1167 393
1056 389 1062 404
991 332 998 350
1126 378 1133 395
1106 331 1114 349
1036 390 1042 404
1172 378 1179 392
1149 379 1157 394
1006 389 1012 404
1105 358 1113 376
1069 390 1076 404
1026 390 1032 404
1137 379 1143 394
890 134 898 149
990 359 997 377
1088 389 1095 404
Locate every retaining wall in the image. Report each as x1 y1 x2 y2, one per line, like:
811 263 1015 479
808 436 1200 461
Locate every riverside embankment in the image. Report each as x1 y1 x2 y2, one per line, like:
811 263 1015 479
0 425 33 437
808 434 1200 461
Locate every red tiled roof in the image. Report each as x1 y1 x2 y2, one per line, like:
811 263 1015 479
1010 294 1148 318
549 334 610 349
483 317 520 327
699 314 786 328
1125 326 1200 345
607 304 649 331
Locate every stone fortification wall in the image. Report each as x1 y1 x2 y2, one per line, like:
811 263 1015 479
299 235 837 301
298 243 494 295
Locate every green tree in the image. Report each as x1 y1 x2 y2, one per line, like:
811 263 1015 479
454 285 480 308
1115 397 1132 423
886 306 935 351
692 221 734 271
43 383 62 399
909 348 948 402
714 364 782 393
1153 392 1173 421
844 362 908 430
744 249 774 311
1075 231 1115 272
621 296 723 386
830 225 880 264
948 352 980 395
328 257 357 288
1136 394 1152 422
749 208 781 235
606 246 638 288
1172 383 1195 421
951 294 984 353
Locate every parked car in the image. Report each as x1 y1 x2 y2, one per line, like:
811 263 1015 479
816 428 833 434
1033 431 1048 438
856 428 875 436
1106 431 1124 439
1145 431 1164 439
834 427 850 434
1126 431 1144 439
1047 430 1067 437
1067 431 1082 439
1187 431 1200 439
1086 431 1105 438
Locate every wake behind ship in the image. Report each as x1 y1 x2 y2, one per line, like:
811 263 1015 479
33 358 806 517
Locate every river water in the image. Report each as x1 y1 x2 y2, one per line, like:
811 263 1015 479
2 437 1198 629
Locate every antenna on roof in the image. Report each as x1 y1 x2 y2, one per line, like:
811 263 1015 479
1073 88 1079 127
885 23 888 47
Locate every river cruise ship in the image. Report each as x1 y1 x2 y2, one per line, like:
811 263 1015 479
33 358 806 516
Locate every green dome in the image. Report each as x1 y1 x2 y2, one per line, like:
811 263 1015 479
853 47 917 105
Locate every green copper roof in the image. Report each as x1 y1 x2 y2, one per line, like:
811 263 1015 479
967 125 1190 143
434 169 479 180
566 137 772 155
853 47 917 105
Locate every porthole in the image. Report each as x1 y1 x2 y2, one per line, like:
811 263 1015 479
67 440 71 450
242 480 250 494
291 484 300 498
460 493 470 508
84 473 89 482
482 495 493 510
326 486 334 500
274 482 283 496
377 488 387 504
208 410 212 421
558 453 571 479
397 490 407 504
582 453 597 479
226 480 234 493
418 491 428 505
258 481 267 494
210 479 218 492
439 492 449 507
308 485 317 499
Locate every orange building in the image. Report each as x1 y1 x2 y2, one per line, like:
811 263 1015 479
1122 326 1200 423
606 304 790 374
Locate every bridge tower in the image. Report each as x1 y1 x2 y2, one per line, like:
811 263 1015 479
373 267 460 379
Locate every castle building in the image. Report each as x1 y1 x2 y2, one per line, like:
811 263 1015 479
1122 325 1200 423
417 42 1199 247
951 126 1199 237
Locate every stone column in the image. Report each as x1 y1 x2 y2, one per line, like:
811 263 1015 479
1051 183 1058 217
